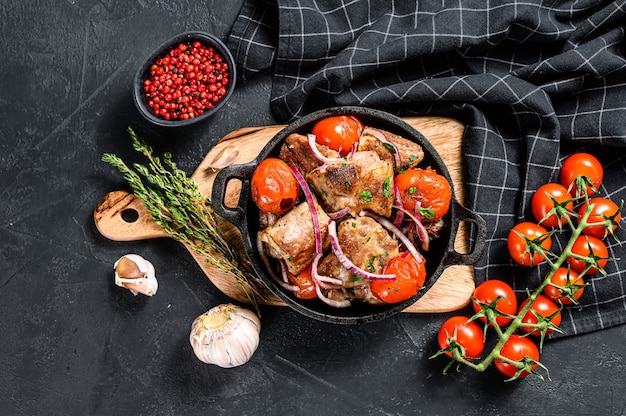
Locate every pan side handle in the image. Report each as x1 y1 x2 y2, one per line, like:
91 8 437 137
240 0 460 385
445 200 487 266
211 162 256 234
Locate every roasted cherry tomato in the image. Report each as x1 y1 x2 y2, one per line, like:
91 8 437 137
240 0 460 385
372 252 426 303
494 335 539 379
287 263 316 300
251 158 299 214
507 222 552 266
519 295 562 336
394 167 452 221
543 267 584 305
560 152 603 197
579 197 621 239
311 115 364 156
567 235 608 274
531 183 574 228
437 316 485 360
471 280 518 327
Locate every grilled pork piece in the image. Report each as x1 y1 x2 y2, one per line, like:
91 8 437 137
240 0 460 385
336 215 399 275
317 216 399 286
278 133 340 177
317 254 354 286
359 127 425 169
320 216 398 302
258 199 331 275
306 151 394 217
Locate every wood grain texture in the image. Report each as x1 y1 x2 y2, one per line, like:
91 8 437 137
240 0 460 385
94 116 474 312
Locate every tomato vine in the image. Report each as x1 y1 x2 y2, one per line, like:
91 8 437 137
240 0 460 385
432 153 622 381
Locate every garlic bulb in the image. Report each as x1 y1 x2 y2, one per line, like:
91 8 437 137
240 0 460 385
189 304 261 368
113 254 158 296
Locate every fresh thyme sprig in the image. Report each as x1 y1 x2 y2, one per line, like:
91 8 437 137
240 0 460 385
102 127 265 314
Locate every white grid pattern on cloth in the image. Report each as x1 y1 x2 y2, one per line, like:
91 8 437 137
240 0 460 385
227 0 626 337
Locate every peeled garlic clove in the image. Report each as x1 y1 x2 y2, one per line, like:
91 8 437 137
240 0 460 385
189 304 261 368
207 145 240 169
114 254 158 297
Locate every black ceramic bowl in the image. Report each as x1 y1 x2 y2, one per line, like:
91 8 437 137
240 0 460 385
212 107 486 324
132 31 236 127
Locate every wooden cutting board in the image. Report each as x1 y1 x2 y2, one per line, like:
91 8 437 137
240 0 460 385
94 116 474 313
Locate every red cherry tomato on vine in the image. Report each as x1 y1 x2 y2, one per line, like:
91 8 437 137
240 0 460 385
286 263 316 300
494 335 539 379
507 222 552 266
251 158 299 214
519 295 562 336
579 197 621 239
560 152 603 197
567 235 608 274
543 267 584 305
372 252 426 303
311 115 364 156
471 280 518 327
531 183 573 228
394 167 452 221
437 316 485 360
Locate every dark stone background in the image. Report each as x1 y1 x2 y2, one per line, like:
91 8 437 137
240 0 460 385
1 1 624 415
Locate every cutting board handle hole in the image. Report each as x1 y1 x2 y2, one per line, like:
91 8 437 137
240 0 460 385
121 208 139 223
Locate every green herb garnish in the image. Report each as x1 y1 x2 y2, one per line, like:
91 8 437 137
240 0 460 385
359 190 373 202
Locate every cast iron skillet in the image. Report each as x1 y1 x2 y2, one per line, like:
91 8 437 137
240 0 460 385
212 106 487 324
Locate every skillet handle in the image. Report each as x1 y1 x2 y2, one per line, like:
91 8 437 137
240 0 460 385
211 162 256 232
445 200 487 266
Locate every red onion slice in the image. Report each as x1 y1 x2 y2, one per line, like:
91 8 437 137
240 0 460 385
327 220 396 281
367 128 401 168
279 260 291 284
347 142 358 158
310 251 349 307
328 207 351 220
393 186 405 227
314 283 351 308
393 204 430 251
307 134 343 172
310 252 343 287
289 163 323 254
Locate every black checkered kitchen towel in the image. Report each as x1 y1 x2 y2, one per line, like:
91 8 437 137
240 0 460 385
227 0 626 337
